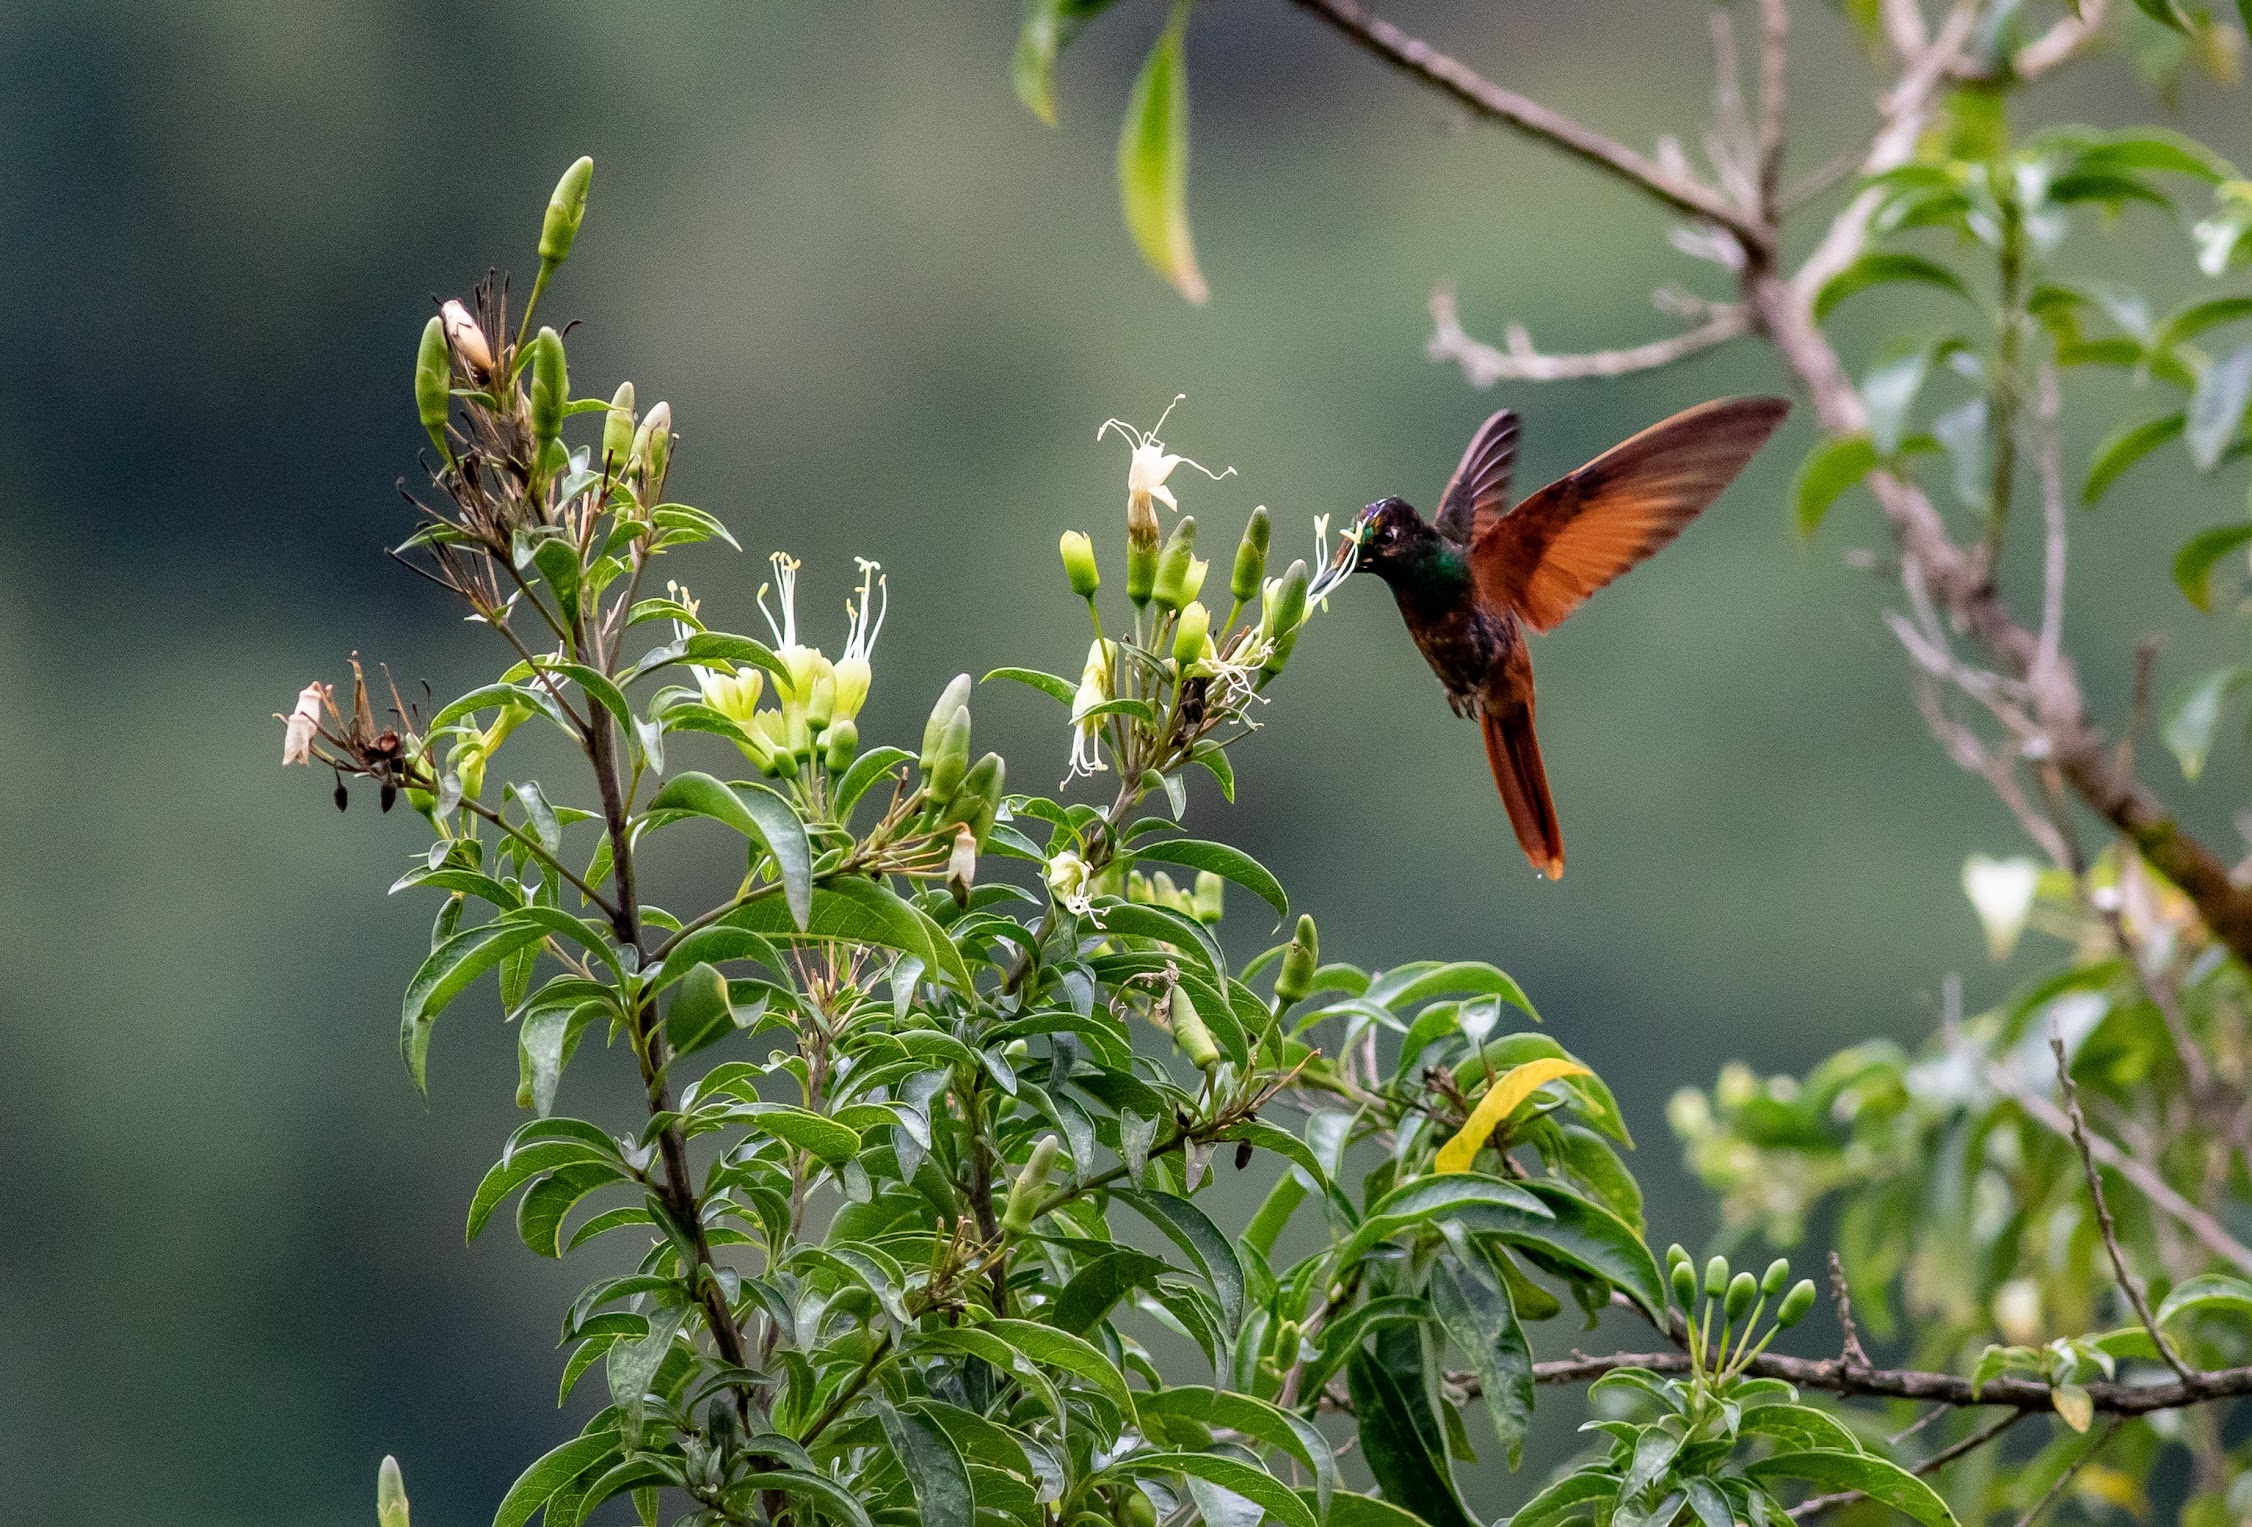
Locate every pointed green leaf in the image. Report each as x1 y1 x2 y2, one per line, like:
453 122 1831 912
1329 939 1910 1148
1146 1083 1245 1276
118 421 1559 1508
648 772 811 929
1117 1 1206 304
1814 253 1973 323
1746 1452 1958 1527
1113 1189 1244 1329
492 1431 621 1527
2082 412 2185 504
2163 665 2252 780
1130 837 1288 922
877 1402 975 1527
1792 435 1879 536
1346 1347 1478 1527
1430 1254 1534 1468
401 918 550 1091
2188 344 2252 472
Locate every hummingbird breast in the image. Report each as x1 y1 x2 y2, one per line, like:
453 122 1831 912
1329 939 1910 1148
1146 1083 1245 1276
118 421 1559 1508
1392 583 1519 717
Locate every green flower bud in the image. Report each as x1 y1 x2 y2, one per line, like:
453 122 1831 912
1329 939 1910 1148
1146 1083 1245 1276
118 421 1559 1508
1666 1243 1692 1274
944 752 1005 841
1000 1135 1062 1234
1192 870 1225 925
807 670 837 734
415 317 451 456
1762 1258 1791 1297
824 717 859 774
1170 984 1222 1071
539 155 594 267
1725 1270 1758 1321
1670 1259 1699 1310
603 381 636 474
1173 600 1213 664
1126 870 1154 904
921 674 972 768
767 746 799 781
1127 537 1158 607
1704 1256 1730 1299
926 706 971 799
1775 1278 1818 1329
378 1456 411 1527
1231 506 1271 607
529 326 568 450
1060 530 1100 599
632 400 672 489
1259 560 1311 677
1274 914 1319 1004
1151 516 1198 610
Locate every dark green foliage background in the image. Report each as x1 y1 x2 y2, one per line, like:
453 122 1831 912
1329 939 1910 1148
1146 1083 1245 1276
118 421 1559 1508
0 3 2245 1523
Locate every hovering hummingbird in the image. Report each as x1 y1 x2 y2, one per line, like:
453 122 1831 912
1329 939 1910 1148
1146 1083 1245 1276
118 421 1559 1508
1343 396 1790 880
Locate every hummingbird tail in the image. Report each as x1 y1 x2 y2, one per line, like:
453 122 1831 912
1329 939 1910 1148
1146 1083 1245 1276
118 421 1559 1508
1481 706 1564 880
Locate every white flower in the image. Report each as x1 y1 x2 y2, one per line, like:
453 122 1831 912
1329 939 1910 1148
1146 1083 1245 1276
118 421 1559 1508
1045 850 1092 914
1307 511 1362 607
280 682 329 765
833 558 886 723
1066 638 1116 782
1962 854 2040 962
1098 395 1233 516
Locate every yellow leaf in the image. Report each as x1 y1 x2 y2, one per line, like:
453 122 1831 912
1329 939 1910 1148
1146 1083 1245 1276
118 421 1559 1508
1116 0 1207 304
1434 1058 1592 1174
2053 1382 2093 1433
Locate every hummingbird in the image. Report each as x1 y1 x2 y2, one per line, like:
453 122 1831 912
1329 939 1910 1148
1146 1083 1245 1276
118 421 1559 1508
1344 396 1790 880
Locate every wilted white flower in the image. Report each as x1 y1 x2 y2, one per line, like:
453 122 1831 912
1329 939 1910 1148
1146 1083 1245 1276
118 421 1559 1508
1098 395 1234 521
1066 638 1116 782
1046 850 1092 915
1963 854 2040 962
439 299 494 374
280 681 329 766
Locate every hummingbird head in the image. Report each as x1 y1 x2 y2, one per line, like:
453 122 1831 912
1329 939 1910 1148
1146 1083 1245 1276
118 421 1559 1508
1349 498 1433 583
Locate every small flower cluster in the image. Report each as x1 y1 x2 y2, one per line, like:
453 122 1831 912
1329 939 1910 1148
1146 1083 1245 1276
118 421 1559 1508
688 554 887 781
1665 1244 1817 1395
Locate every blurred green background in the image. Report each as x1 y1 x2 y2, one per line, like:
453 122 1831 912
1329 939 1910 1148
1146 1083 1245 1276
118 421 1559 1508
3 3 2249 1522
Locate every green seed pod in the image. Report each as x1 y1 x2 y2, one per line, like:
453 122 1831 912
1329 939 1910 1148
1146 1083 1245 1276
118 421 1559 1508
1704 1256 1730 1299
1127 535 1158 606
1151 516 1198 610
1060 530 1100 598
921 674 972 768
824 717 859 774
1274 914 1319 1004
415 317 451 455
1173 600 1212 664
1725 1270 1758 1322
378 1456 411 1527
539 155 595 267
1170 984 1222 1071
602 381 636 474
1231 506 1271 606
1762 1258 1791 1297
1670 1259 1699 1310
529 326 568 449
1000 1135 1062 1234
926 706 971 799
1192 870 1224 925
1775 1278 1818 1329
1666 1243 1692 1275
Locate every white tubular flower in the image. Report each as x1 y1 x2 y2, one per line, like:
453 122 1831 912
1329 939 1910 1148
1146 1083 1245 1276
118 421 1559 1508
833 558 886 722
1045 850 1092 914
699 667 764 727
280 681 330 765
1307 512 1362 607
1066 638 1116 782
1962 854 2040 962
1098 395 1234 519
758 551 828 715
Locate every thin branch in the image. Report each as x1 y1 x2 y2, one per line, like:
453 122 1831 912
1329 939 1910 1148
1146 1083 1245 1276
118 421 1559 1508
1980 1054 2252 1278
1283 0 1770 250
1526 1348 2252 1413
2013 0 2109 80
1827 1250 1872 1369
2051 1023 2201 1385
1788 1410 2025 1521
2011 1417 2123 1527
2032 361 2067 698
1428 286 1748 386
1755 0 1789 218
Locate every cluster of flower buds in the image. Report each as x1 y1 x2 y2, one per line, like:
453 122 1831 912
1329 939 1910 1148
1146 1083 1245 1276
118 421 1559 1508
1665 1244 1817 1386
1125 868 1224 925
916 674 1007 850
692 556 885 780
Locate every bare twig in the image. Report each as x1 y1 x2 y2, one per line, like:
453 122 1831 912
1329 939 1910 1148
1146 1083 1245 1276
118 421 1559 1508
2051 1023 2201 1386
1283 0 1770 249
2011 1417 2123 1527
2032 361 2067 699
1428 286 1748 386
2013 0 2110 80
1788 1410 2025 1521
1827 1250 1872 1369
1755 0 1789 217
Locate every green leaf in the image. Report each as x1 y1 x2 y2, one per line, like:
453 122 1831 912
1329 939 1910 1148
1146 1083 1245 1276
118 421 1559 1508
1814 253 1973 323
2082 412 2185 504
1325 1490 1460 1527
1130 837 1288 922
1055 1248 1170 1335
1792 435 1879 536
1137 1387 1336 1517
647 772 811 929
1117 0 1206 304
985 1317 1137 1421
2126 0 2191 31
492 1430 622 1527
737 1470 876 1527
914 1329 1064 1429
2188 344 2252 472
722 878 973 990
2174 522 2252 612
2163 665 2252 780
2157 1272 2252 1325
729 1102 862 1166
665 961 736 1060
1092 899 1228 988
1472 1180 1668 1321
834 746 917 819
1341 1172 1552 1263
1746 1453 1958 1527
401 918 551 1092
1012 0 1123 125
1113 1189 1245 1329
1430 1253 1533 1467
1112 1454 1315 1527
518 1162 619 1257
878 1402 975 1527
1739 1404 1864 1454
1378 961 1541 1022
983 666 1078 705
2157 295 2252 353
1505 1472 1620 1527
467 1135 619 1240
1346 1346 1478 1527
